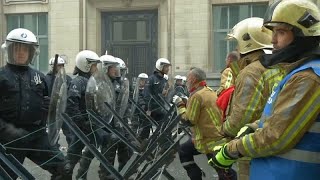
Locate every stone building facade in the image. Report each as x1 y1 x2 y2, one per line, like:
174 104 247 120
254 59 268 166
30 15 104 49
1 0 319 87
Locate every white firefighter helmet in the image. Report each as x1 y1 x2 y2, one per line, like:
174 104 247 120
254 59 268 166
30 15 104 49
75 50 100 73
155 58 171 72
100 54 120 77
2 28 39 66
174 75 183 80
227 17 273 54
49 56 66 66
164 74 169 80
138 73 148 79
263 0 320 37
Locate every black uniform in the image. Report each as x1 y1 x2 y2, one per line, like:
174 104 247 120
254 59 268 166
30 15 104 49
98 78 131 180
136 88 150 140
45 71 73 146
64 71 100 175
45 70 72 96
0 64 71 179
174 84 188 97
139 71 167 140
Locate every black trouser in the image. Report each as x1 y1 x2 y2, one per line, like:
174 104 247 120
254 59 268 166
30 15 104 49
179 138 204 180
0 133 71 180
76 128 109 180
179 138 237 180
99 134 130 180
61 122 73 146
138 111 165 140
64 127 100 175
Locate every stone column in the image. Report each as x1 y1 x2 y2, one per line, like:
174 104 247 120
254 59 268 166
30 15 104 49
49 0 82 73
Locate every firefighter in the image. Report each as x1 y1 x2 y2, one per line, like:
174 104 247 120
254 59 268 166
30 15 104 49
216 51 239 96
219 17 290 180
209 1 320 179
0 28 71 179
173 67 234 180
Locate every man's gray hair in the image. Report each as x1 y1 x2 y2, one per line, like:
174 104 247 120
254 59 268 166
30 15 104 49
190 67 206 82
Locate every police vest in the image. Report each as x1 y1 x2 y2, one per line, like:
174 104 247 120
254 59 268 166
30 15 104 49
250 60 320 180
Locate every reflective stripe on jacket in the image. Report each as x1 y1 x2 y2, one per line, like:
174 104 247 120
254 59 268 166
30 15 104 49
228 60 320 180
223 51 287 137
179 86 226 154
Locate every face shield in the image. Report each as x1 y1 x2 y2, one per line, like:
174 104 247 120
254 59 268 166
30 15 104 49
103 62 120 79
4 41 39 66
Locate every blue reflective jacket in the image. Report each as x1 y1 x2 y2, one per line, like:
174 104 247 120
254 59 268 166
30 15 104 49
250 60 320 180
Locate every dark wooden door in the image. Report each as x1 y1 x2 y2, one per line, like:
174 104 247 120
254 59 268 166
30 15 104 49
102 10 158 82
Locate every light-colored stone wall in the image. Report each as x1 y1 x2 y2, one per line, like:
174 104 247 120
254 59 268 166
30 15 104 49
173 0 210 76
6 0 317 80
49 0 82 73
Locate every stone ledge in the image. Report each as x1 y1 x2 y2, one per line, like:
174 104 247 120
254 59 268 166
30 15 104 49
3 0 48 5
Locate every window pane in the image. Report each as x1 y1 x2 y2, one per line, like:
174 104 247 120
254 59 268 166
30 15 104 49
213 6 228 30
38 14 48 36
238 5 250 21
212 3 268 72
21 14 37 35
229 6 239 28
137 21 148 41
38 38 48 72
123 21 137 40
113 21 122 41
213 32 227 71
7 15 19 32
252 4 268 17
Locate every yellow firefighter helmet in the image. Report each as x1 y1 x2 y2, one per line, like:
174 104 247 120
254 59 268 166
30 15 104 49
227 17 273 54
263 0 320 37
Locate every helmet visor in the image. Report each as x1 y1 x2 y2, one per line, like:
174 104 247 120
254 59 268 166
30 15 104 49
104 62 120 78
5 41 39 66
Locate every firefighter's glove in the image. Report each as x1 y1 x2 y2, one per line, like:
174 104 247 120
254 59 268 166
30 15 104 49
236 126 254 139
208 144 237 169
172 95 185 107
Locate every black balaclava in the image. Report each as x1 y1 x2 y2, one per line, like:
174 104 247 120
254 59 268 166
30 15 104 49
260 36 320 68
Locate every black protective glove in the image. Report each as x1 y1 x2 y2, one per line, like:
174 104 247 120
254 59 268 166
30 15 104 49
0 123 29 143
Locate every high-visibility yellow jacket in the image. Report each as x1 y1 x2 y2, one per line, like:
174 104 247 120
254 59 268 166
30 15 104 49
216 67 235 96
227 58 320 179
178 86 227 154
222 50 287 137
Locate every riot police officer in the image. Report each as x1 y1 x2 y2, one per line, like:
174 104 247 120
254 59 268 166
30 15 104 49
174 75 188 96
131 73 148 135
98 55 131 180
141 58 171 139
45 56 72 95
0 28 71 179
45 56 73 146
63 50 100 175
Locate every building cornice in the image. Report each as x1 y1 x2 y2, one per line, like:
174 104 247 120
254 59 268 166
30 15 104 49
3 0 48 5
